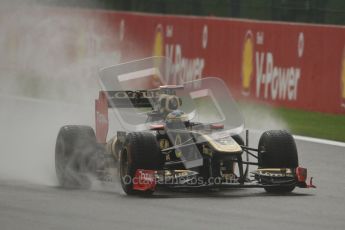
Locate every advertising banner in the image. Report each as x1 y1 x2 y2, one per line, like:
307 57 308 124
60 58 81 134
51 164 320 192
106 12 345 114
1 7 345 114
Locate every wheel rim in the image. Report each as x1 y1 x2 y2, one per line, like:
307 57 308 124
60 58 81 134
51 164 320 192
120 149 129 181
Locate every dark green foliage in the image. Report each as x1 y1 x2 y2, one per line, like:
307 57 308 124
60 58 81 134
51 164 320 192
37 0 345 25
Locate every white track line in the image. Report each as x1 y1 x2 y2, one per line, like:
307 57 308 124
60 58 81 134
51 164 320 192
292 135 345 148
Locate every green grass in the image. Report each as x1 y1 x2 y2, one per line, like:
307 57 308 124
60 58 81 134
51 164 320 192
238 101 345 142
275 107 345 142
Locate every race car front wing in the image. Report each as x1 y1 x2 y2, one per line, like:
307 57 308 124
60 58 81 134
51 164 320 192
131 167 316 192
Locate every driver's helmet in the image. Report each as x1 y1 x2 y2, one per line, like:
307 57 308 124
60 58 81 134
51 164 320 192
166 109 189 122
158 94 182 114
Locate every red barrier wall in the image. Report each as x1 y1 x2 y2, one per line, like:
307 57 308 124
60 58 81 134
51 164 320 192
100 11 345 114
2 7 345 114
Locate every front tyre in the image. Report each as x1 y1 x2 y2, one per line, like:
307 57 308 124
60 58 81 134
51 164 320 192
119 132 163 195
258 130 299 193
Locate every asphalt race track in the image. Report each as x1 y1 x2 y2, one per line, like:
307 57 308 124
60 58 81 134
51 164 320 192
1 96 345 230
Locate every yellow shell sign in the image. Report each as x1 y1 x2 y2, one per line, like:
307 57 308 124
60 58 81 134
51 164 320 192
150 24 165 86
241 31 254 96
153 25 164 57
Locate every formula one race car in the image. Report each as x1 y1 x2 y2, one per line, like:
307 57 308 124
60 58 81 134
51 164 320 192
55 57 315 195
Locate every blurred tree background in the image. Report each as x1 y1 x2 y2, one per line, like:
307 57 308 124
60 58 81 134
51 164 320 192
39 0 345 25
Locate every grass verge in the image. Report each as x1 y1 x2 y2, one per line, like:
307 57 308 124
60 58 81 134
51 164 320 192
238 101 345 143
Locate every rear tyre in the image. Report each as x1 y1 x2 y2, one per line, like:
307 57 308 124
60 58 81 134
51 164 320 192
55 125 101 189
258 130 298 193
119 132 163 195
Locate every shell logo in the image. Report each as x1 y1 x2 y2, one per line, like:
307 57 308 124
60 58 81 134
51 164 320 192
341 47 345 108
151 24 165 86
153 24 164 57
241 31 254 96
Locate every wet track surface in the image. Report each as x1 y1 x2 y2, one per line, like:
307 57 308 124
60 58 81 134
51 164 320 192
0 96 345 230
1 137 345 230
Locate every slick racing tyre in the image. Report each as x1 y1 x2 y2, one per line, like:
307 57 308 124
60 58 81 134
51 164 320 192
119 132 163 195
258 130 299 193
55 125 102 189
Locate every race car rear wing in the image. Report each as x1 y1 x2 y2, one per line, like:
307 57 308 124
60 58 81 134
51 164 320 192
95 90 157 143
105 90 156 108
95 86 181 143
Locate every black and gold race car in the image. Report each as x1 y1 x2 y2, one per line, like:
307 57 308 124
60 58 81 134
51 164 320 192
55 57 315 195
